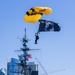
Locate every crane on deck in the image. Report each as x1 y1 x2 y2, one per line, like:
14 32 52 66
35 58 66 75
35 58 48 75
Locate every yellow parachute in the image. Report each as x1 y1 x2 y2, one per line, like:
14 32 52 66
24 6 52 24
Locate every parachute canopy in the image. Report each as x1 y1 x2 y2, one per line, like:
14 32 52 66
24 6 52 24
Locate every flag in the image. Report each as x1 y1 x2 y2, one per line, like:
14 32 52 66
38 19 61 32
26 54 32 58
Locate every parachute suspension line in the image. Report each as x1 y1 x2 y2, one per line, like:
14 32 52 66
35 58 48 75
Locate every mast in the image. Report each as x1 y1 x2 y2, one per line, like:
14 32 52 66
19 28 29 75
16 28 40 75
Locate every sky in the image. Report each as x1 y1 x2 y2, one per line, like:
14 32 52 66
0 0 75 75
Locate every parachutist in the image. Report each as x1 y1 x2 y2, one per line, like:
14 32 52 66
35 33 39 44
